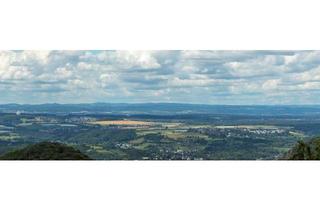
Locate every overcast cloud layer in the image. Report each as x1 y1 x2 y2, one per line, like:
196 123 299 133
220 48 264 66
0 50 320 105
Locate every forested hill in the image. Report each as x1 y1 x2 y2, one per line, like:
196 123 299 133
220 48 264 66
284 137 320 160
0 142 91 160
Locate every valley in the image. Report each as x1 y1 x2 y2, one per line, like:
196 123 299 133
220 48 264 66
1 104 319 160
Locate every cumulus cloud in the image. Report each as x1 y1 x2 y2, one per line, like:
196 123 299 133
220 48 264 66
0 50 319 104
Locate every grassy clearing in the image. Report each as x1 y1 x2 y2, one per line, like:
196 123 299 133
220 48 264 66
89 120 153 126
0 133 20 141
162 130 186 140
136 123 213 141
130 138 145 145
134 142 152 150
215 125 286 129
289 131 306 138
90 145 104 150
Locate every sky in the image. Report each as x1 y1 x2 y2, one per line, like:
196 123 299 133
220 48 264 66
0 50 320 105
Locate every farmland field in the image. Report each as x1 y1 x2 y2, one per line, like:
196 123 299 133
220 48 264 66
1 104 320 160
89 120 153 126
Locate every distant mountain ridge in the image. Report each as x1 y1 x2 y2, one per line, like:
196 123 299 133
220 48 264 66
1 103 320 115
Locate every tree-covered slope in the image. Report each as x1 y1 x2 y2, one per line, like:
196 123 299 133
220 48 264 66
0 142 91 160
284 137 320 160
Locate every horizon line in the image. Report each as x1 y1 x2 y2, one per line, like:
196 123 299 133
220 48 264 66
1 102 320 106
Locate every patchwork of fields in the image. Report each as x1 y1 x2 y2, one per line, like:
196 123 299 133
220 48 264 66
0 112 319 160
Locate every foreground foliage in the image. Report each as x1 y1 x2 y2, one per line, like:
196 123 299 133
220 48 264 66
0 142 91 160
285 137 320 160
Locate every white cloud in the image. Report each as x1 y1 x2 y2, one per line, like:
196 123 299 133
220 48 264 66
114 51 161 69
19 51 51 64
262 79 281 91
99 73 119 86
55 67 72 79
168 77 214 87
82 51 161 70
0 50 320 104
